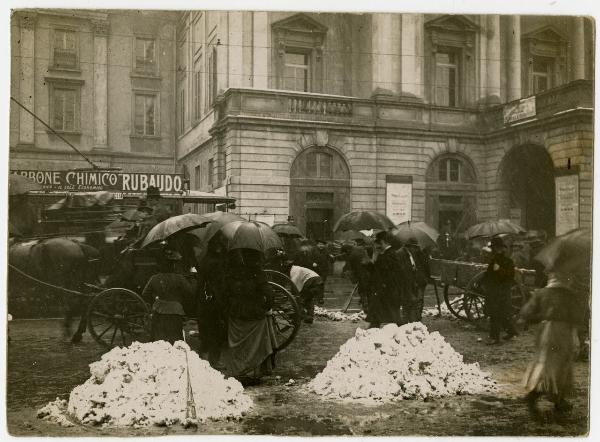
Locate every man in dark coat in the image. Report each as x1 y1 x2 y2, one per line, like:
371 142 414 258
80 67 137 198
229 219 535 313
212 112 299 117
483 237 518 345
196 235 228 366
399 237 430 322
371 231 404 327
143 249 194 344
341 243 374 316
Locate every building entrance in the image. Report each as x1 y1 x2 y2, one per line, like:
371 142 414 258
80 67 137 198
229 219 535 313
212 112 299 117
499 144 556 236
289 147 350 240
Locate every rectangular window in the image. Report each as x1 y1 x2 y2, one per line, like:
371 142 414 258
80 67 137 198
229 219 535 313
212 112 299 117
207 158 214 187
52 87 78 131
284 51 309 92
194 165 201 189
134 94 157 136
53 29 78 69
207 47 218 107
135 38 156 74
435 50 458 107
193 57 203 120
532 57 552 94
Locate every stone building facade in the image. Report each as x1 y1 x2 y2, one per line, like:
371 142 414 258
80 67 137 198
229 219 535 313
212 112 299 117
175 11 594 240
10 9 179 179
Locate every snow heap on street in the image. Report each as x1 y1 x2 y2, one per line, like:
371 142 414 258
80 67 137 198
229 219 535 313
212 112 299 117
308 322 496 403
314 306 366 322
58 341 252 427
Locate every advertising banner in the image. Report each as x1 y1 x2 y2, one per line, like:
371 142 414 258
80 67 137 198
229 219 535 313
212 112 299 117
555 174 580 236
386 175 413 225
10 170 183 195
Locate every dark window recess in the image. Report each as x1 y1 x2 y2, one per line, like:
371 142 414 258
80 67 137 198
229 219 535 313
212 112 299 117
207 158 214 187
439 195 463 205
306 192 334 203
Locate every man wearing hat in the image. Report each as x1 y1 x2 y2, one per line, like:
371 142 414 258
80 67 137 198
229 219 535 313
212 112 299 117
399 237 430 322
483 236 518 345
142 246 194 344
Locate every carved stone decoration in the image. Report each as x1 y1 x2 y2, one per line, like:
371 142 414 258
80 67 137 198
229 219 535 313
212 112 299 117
315 130 328 147
20 12 37 29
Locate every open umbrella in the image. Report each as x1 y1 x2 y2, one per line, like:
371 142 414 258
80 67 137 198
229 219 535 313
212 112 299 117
141 213 212 248
334 230 368 242
272 223 304 238
333 211 395 233
9 174 42 196
393 221 439 248
535 228 591 279
221 220 283 252
464 219 525 240
189 212 246 245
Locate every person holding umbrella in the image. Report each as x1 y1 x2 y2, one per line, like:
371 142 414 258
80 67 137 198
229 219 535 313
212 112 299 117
340 242 374 317
142 247 194 344
371 231 404 327
482 237 518 345
398 237 430 322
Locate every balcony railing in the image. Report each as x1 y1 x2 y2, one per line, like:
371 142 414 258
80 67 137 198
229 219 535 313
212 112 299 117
214 81 593 133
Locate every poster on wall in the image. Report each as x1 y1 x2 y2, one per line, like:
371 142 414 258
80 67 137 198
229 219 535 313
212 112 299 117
555 174 579 236
386 176 412 225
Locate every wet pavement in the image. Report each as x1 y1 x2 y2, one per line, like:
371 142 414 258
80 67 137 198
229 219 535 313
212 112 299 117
6 280 591 436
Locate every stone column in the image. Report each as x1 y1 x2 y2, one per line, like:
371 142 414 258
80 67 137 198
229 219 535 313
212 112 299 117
485 15 501 103
228 11 243 88
93 20 109 148
400 14 424 101
19 12 36 145
371 13 396 97
572 16 586 80
252 12 269 89
506 15 522 101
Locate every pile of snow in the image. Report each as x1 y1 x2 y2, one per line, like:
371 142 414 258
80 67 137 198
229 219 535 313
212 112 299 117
308 322 496 403
37 399 74 427
39 341 252 427
314 306 366 322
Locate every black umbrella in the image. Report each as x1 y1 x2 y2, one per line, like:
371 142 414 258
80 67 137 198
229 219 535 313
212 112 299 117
535 228 591 280
141 213 213 248
333 211 395 233
272 223 304 238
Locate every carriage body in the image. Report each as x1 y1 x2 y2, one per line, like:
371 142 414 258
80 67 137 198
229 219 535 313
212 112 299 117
430 258 537 327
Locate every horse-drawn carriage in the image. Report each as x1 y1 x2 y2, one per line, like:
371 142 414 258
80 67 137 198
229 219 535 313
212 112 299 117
8 191 302 351
429 258 537 328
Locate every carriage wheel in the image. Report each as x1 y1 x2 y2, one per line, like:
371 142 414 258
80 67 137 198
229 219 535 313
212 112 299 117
268 281 301 352
463 272 488 329
264 270 295 292
87 288 150 349
442 283 470 320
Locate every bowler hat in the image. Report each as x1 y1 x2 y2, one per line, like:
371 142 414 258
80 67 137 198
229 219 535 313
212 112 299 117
490 237 506 249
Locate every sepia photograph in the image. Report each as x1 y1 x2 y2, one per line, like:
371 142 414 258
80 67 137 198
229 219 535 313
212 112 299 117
3 0 596 437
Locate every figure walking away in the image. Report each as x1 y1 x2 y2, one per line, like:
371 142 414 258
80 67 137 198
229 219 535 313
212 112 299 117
371 231 404 327
519 274 587 418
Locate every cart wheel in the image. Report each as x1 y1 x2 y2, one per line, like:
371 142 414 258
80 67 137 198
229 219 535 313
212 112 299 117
463 272 488 329
87 288 150 349
265 270 295 292
443 283 470 320
268 281 301 352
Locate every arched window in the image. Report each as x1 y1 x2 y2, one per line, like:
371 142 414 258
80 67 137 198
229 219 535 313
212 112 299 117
427 154 476 183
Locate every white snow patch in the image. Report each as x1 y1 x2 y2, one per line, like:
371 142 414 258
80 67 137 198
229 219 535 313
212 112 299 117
38 340 253 427
308 322 496 403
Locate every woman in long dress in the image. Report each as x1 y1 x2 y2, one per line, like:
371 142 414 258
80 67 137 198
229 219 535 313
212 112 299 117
519 274 587 415
221 249 278 385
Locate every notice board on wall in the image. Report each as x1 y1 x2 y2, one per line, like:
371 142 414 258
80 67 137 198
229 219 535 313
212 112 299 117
386 175 413 225
555 174 579 236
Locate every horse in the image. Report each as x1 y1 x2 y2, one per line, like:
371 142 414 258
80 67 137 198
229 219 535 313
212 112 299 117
8 237 100 343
